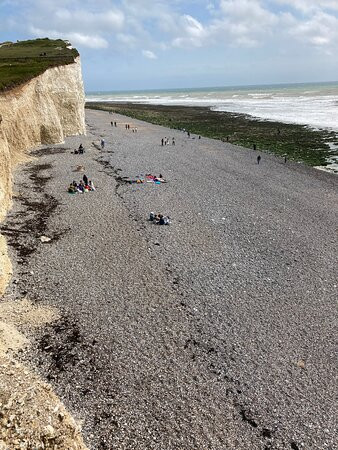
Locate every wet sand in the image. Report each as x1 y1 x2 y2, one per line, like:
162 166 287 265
4 109 338 449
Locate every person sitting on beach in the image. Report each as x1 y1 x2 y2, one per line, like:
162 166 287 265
89 180 95 191
155 214 165 225
77 181 85 193
149 212 155 221
68 184 77 194
78 144 84 154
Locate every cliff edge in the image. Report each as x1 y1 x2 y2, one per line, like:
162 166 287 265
0 40 85 293
0 39 88 449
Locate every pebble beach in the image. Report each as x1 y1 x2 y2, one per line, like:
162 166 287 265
4 108 338 449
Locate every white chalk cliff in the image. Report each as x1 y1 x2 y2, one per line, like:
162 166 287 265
0 57 86 293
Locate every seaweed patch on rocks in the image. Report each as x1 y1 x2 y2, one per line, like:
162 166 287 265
0 162 65 264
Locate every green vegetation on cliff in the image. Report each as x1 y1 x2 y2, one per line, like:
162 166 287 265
0 38 79 91
86 102 338 167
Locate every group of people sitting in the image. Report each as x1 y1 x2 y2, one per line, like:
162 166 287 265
68 174 95 194
146 173 166 183
149 212 170 225
74 144 85 154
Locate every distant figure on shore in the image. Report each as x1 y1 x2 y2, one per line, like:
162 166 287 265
100 139 105 149
161 138 164 146
187 131 190 138
78 144 84 154
111 121 113 126
257 155 261 164
83 174 88 185
125 124 128 130
172 138 175 146
199 136 201 139
284 156 287 164
226 136 229 142
114 121 117 127
253 144 257 151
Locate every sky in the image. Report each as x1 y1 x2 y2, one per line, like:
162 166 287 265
1 0 338 91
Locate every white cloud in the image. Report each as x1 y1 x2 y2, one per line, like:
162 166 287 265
29 27 108 48
142 49 157 59
220 0 276 24
6 0 338 56
287 10 338 47
116 33 137 47
276 0 338 13
172 15 207 47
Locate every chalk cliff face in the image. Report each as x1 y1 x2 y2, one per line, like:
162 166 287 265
0 57 85 293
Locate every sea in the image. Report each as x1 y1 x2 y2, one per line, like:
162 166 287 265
86 81 338 171
86 81 338 131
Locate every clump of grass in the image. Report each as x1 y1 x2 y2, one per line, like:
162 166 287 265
0 38 79 91
86 102 338 167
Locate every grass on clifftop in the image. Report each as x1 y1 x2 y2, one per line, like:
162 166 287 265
0 38 79 91
86 102 338 167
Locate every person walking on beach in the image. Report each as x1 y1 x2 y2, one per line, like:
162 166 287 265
257 155 261 165
100 139 105 149
114 121 117 127
284 156 287 164
161 138 164 146
172 138 175 146
83 174 88 185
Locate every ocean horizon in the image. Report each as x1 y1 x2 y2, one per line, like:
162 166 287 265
86 81 338 131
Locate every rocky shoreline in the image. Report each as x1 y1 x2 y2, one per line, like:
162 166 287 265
2 109 337 449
